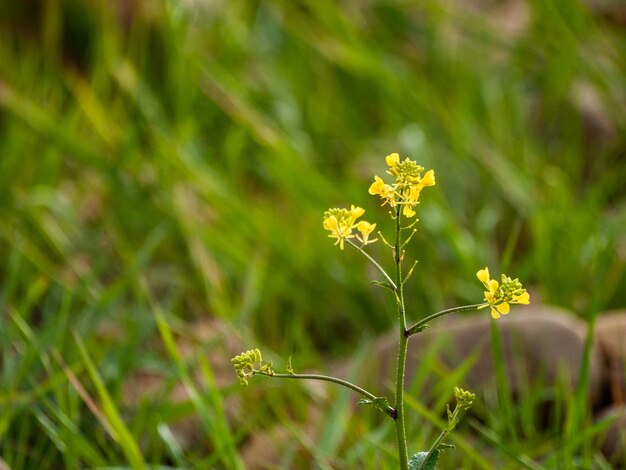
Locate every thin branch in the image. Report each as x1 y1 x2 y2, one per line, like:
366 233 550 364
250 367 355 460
401 260 418 286
400 229 418 248
346 239 397 290
406 304 487 337
256 371 396 418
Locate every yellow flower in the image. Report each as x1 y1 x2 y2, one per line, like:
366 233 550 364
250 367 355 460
407 184 422 204
476 267 530 319
476 267 490 284
404 169 435 210
402 205 416 218
400 174 432 219
369 153 435 219
322 214 341 233
386 152 400 168
368 175 386 195
323 215 353 250
356 221 377 245
349 204 365 221
421 169 436 187
323 206 375 250
368 176 395 206
512 290 530 304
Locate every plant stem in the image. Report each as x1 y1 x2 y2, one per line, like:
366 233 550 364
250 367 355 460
418 427 448 470
405 304 486 337
393 206 409 470
417 400 470 470
257 372 396 418
347 239 397 290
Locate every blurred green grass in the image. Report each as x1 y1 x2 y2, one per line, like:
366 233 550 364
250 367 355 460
1 0 626 468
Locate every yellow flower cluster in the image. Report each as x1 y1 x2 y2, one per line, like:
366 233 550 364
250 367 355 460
476 267 530 319
323 205 377 250
368 153 436 218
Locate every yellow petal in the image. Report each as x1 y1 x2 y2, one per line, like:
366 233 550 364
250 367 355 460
513 291 530 304
476 268 490 284
368 176 385 195
323 215 338 231
403 205 416 218
422 169 436 187
408 186 422 204
356 221 369 231
496 302 510 315
488 279 499 294
350 205 365 221
386 153 400 167
356 221 375 235
356 221 377 244
490 307 501 320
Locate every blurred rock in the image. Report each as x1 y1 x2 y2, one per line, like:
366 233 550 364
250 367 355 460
596 311 626 406
487 0 531 38
595 404 626 465
241 405 328 469
453 0 530 38
241 426 292 468
340 305 604 409
585 0 626 28
425 306 603 405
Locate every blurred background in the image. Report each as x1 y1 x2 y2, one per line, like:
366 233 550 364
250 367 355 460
1 0 625 468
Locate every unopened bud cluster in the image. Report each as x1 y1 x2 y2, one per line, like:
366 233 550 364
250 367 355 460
231 349 274 386
453 387 476 411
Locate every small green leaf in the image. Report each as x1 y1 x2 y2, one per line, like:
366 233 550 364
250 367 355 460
370 280 394 291
409 450 440 470
406 323 430 336
358 396 389 410
358 396 394 417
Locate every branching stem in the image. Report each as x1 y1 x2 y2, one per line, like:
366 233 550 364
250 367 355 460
256 371 396 418
406 304 486 337
393 206 409 470
347 239 397 290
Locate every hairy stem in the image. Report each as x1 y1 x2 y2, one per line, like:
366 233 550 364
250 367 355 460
257 372 396 418
417 401 470 470
405 304 487 337
393 206 409 470
347 239 397 290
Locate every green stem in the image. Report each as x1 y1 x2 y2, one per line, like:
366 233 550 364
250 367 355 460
405 304 486 337
417 402 470 470
393 206 409 470
257 372 396 418
346 239 397 290
418 427 448 470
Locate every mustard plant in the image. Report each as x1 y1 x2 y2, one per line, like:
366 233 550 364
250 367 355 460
232 153 530 469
